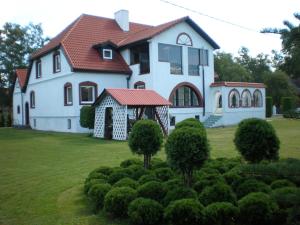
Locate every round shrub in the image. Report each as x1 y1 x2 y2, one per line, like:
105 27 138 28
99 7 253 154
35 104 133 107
199 182 236 206
86 172 108 182
150 158 169 169
222 170 242 188
128 120 163 169
153 167 175 181
80 106 95 129
87 183 111 212
204 202 239 225
137 181 166 202
128 164 148 180
270 179 296 190
138 174 160 185
163 178 184 191
165 198 205 225
234 118 280 163
236 179 271 199
104 187 137 217
175 118 206 134
84 178 107 195
120 158 143 168
89 166 113 176
238 192 278 225
271 187 300 209
113 177 138 189
128 198 164 225
165 127 209 186
163 186 197 206
193 173 225 194
108 169 130 184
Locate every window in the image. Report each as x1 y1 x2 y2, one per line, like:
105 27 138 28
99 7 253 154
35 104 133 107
200 49 209 66
130 43 150 74
253 89 263 107
64 83 73 106
188 48 200 75
30 91 35 108
17 105 20 114
228 89 240 108
134 81 146 89
241 89 252 107
53 51 61 73
170 84 202 107
170 116 176 126
36 59 42 78
67 119 71 129
103 49 113 59
158 43 182 74
79 81 97 105
177 33 192 46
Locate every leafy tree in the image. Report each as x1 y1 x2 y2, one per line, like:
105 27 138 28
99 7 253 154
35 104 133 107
80 106 95 129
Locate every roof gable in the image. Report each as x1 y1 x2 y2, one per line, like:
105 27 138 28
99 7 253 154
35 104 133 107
15 69 28 90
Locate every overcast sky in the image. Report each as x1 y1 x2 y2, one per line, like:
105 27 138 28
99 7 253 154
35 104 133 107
1 0 298 56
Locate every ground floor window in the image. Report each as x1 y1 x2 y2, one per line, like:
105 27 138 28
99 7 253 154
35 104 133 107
170 83 201 107
253 89 263 107
79 82 97 105
228 89 240 108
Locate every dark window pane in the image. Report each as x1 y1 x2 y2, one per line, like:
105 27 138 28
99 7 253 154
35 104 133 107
188 48 200 75
81 86 94 102
200 49 209 66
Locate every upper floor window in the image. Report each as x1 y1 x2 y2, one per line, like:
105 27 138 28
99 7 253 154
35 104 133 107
200 49 209 66
241 89 252 107
188 48 200 75
36 59 42 78
30 91 35 108
79 81 97 105
170 83 202 107
134 81 146 89
130 43 150 74
64 83 73 106
158 43 182 74
103 49 113 60
176 33 192 46
228 89 240 108
53 51 61 73
253 89 263 107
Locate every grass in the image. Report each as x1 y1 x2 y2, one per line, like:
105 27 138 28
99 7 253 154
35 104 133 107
0 118 299 225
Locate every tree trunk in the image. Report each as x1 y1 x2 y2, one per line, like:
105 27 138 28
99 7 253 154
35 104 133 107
144 154 151 169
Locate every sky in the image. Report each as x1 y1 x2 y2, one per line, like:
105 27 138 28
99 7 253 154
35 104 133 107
0 0 299 57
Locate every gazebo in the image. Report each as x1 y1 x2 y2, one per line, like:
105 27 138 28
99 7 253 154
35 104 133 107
93 88 171 140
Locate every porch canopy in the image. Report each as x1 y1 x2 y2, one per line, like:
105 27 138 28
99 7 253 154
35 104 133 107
93 88 171 140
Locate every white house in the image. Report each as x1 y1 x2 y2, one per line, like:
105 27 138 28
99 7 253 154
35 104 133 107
13 10 265 135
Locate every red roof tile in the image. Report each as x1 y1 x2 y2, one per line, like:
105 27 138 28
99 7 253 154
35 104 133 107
210 82 265 88
98 88 171 106
15 69 28 89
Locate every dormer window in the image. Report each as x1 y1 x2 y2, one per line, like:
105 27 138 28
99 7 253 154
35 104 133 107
36 59 42 78
103 49 113 60
53 51 61 73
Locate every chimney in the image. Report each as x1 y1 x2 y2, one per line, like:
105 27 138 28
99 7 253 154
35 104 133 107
114 10 129 32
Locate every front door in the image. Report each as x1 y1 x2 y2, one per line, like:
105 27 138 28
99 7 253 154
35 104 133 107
25 102 29 126
104 107 113 139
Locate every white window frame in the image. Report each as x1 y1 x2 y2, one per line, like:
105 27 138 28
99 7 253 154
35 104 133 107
66 86 73 105
80 86 95 104
36 61 42 78
54 54 61 72
103 49 113 59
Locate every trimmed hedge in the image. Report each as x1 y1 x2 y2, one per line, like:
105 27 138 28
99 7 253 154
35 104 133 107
80 106 95 129
270 179 296 190
281 97 293 113
87 183 111 212
204 202 239 225
236 179 271 199
271 187 300 209
266 97 273 118
137 181 166 202
120 158 143 168
138 174 160 185
153 167 175 181
113 177 138 189
84 178 107 195
163 186 197 206
175 118 206 135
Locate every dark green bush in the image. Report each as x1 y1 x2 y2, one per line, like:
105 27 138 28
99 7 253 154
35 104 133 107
234 118 280 163
138 174 160 185
6 114 12 127
204 202 239 225
127 164 148 180
86 172 108 182
87 183 111 212
120 158 143 168
203 158 240 174
163 186 197 206
128 198 164 225
113 177 138 189
222 170 243 188
281 97 294 113
175 118 206 134
137 181 166 202
163 178 184 191
283 109 300 119
89 166 113 176
128 120 163 169
108 169 130 184
236 179 271 199
164 198 205 225
165 127 209 186
270 179 296 189
0 114 5 127
193 172 225 194
104 187 137 217
271 187 300 209
199 182 236 206
150 158 169 169
84 178 107 195
287 205 300 225
80 106 95 129
153 167 175 181
238 192 278 225
266 96 273 118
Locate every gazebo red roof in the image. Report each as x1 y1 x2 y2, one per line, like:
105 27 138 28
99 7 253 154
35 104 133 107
94 88 172 106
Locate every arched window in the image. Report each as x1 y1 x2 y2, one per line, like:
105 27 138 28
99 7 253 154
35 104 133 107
241 89 252 107
228 89 240 108
176 33 192 46
79 81 97 105
64 82 73 106
134 81 145 89
169 83 202 107
30 91 35 108
253 89 263 107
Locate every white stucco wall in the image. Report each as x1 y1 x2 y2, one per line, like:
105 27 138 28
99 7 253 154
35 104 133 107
12 78 24 125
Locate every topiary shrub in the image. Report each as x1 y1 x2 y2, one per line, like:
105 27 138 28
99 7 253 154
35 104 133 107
175 118 206 134
153 167 175 181
113 177 138 189
222 170 243 189
163 186 197 206
270 179 296 190
120 158 143 168
138 174 160 185
281 97 294 113
86 172 108 182
128 198 164 225
204 202 239 225
84 178 107 195
199 182 237 206
234 118 280 163
108 169 130 184
80 106 95 129
266 97 273 118
87 183 111 212
104 187 137 217
128 120 163 169
236 179 271 199
164 198 205 225
193 173 225 194
137 181 166 202
165 127 209 186
89 166 113 176
127 164 148 180
163 178 184 191
150 158 169 169
271 187 300 209
238 192 279 225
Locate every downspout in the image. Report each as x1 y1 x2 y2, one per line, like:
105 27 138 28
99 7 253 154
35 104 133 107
21 91 24 125
126 75 130 89
202 66 205 117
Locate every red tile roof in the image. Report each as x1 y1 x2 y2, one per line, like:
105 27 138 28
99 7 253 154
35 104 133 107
210 82 265 88
15 69 28 89
95 88 171 106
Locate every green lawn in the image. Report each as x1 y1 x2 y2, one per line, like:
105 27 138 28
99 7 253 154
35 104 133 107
0 118 299 225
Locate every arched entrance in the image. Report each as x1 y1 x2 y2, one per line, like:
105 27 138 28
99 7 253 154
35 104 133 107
25 102 29 125
104 107 113 139
214 91 223 114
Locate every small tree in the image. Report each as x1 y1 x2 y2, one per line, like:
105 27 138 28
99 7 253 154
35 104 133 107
165 127 209 186
234 118 280 163
128 120 163 169
80 106 95 129
266 97 273 118
281 97 293 113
